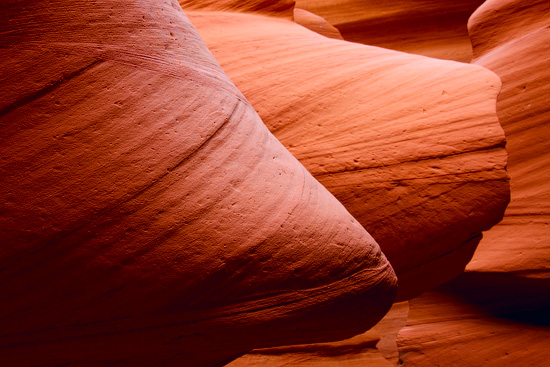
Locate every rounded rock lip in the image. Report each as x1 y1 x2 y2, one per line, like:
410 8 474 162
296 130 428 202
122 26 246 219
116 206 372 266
0 0 398 364
193 256 398 345
0 249 397 366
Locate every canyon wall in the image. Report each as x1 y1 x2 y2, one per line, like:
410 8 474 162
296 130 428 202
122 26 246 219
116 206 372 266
397 0 550 365
295 0 486 61
0 1 397 365
2 0 547 365
183 5 510 300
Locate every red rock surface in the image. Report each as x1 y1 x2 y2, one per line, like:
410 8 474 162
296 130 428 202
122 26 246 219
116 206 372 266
294 8 344 40
0 1 398 366
296 0 486 61
227 302 409 367
179 0 295 18
184 9 510 300
397 273 550 366
397 1 550 366
466 0 550 277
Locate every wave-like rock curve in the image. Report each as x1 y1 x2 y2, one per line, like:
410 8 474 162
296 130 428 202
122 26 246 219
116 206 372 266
184 10 510 300
0 1 397 366
466 0 550 277
179 0 296 17
397 1 550 365
296 0 486 61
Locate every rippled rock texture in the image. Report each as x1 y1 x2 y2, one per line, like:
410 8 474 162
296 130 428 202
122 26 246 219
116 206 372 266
0 1 398 366
295 0 486 61
227 301 409 367
467 0 550 278
397 1 550 366
293 8 344 40
397 273 550 367
180 0 295 17
184 7 510 300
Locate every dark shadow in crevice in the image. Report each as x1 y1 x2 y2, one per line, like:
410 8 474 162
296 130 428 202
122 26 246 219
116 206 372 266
436 271 550 326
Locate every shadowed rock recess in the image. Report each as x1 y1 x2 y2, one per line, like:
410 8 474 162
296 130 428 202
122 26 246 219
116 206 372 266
396 1 550 366
466 0 550 278
295 0 487 62
183 6 510 300
293 8 344 40
0 1 397 366
179 0 296 18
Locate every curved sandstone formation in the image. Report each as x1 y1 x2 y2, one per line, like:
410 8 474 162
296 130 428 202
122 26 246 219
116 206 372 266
397 273 550 367
296 0 486 61
466 0 550 277
228 301 409 366
294 8 344 40
179 0 295 17
184 10 510 300
397 2 550 366
0 1 398 366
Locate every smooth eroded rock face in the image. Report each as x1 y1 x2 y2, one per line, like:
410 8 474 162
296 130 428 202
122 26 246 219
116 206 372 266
396 2 550 366
466 0 550 276
294 8 344 40
227 301 409 366
295 0 486 61
178 0 296 17
183 10 510 300
397 273 550 367
0 1 397 366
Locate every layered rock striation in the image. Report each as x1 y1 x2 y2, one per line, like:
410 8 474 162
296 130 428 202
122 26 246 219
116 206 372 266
179 0 295 18
296 0 486 61
184 9 510 300
398 273 550 367
466 0 550 277
397 1 550 365
293 8 344 40
0 1 397 366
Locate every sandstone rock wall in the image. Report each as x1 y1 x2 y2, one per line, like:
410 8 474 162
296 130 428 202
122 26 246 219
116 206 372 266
466 0 550 277
184 9 510 300
0 1 397 365
397 1 550 365
295 0 486 61
179 0 296 17
294 8 344 39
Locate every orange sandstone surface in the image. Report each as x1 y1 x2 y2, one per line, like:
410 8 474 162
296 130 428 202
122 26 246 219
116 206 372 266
293 8 344 40
397 0 550 366
295 0 487 61
397 273 550 367
184 9 510 300
467 0 550 277
179 0 295 18
0 1 398 366
227 301 409 367
3 0 547 365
